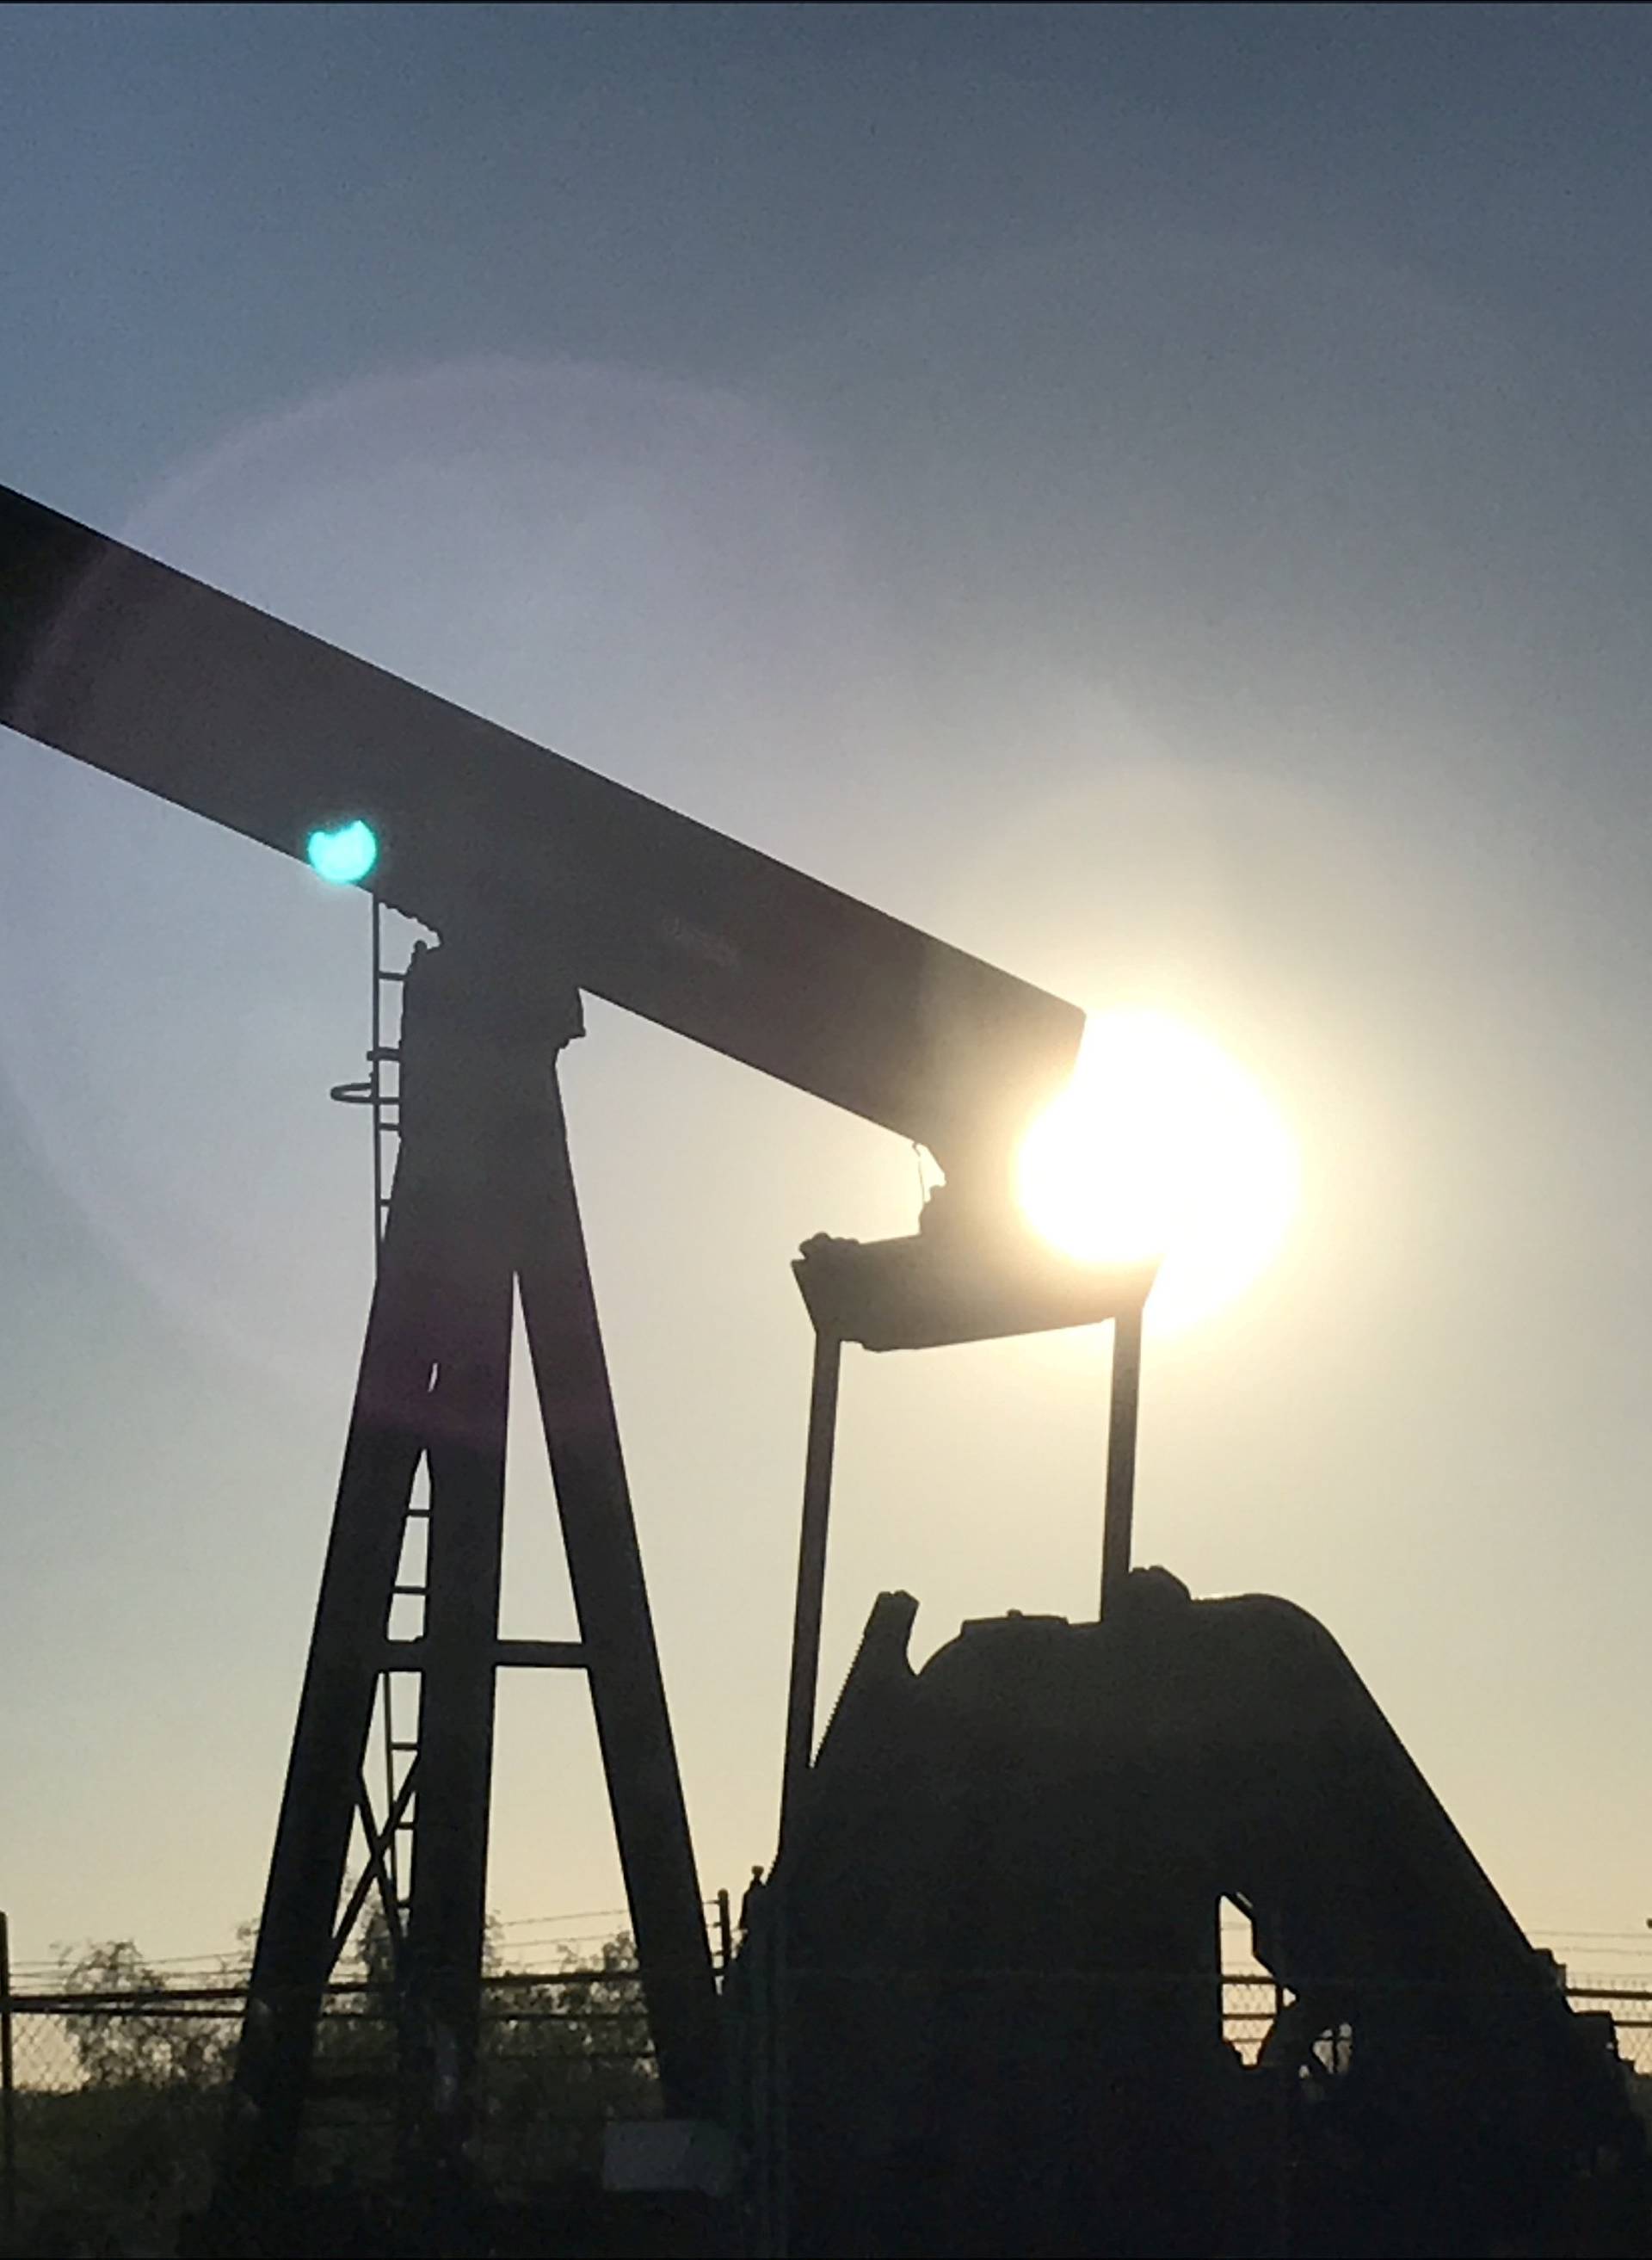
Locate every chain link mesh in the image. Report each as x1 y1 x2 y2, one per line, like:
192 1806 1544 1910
3 1967 1649 2254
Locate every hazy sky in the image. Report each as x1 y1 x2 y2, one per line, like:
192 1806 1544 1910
3 3 1651 1984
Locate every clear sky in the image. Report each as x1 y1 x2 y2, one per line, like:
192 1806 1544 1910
3 2 1650 1983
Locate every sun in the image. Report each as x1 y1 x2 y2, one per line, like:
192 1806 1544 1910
1016 1010 1299 1335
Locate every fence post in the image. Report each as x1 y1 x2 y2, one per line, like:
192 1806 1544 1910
1 1910 15 2242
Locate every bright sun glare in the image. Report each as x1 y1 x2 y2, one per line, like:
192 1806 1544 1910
1017 1010 1299 1336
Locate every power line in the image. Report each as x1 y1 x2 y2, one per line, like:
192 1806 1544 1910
9 1899 707 1979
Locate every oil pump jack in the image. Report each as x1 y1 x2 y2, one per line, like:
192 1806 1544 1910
5 482 1645 2260
0 484 1149 2218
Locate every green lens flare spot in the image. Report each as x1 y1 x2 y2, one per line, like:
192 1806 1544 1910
306 820 379 886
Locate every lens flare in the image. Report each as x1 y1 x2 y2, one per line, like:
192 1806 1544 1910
305 819 378 886
1017 1010 1298 1334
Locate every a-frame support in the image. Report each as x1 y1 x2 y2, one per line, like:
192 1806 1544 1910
218 933 720 2204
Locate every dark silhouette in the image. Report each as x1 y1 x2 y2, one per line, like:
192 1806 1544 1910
737 1572 1649 2258
219 930 719 2215
0 481 1103 2236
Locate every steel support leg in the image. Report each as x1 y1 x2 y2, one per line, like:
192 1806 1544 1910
219 1193 435 2192
779 1327 842 1847
398 1207 514 2187
515 1067 722 2121
1100 1299 1144 1617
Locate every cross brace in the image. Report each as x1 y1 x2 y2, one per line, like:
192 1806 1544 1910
218 935 720 2203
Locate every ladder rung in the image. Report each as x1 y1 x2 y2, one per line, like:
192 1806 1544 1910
392 1584 426 1596
390 1739 419 1752
496 1638 588 1670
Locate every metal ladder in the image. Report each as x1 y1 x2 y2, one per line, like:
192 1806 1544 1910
330 897 422 1949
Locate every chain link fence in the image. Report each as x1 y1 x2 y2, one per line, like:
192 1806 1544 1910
1 1953 665 2257
3 1954 1649 2256
1567 1977 1652 2078
3 1984 238 2257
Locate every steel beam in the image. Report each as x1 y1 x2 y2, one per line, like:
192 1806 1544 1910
219 1200 434 2190
779 1328 843 1847
399 1184 514 2184
515 1071 723 2121
1100 1300 1145 1616
0 480 1082 1183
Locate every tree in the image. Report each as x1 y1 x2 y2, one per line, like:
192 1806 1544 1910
15 1909 665 2248
480 1933 662 2189
15 1942 234 2256
53 1939 232 2092
309 1898 663 2188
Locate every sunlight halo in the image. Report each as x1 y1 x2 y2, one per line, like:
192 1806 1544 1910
1016 1009 1299 1335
